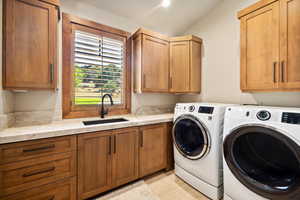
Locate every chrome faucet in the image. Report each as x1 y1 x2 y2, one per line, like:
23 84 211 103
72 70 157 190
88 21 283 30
99 94 114 118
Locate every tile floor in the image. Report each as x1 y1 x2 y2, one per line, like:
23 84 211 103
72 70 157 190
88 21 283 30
145 171 210 200
95 171 210 200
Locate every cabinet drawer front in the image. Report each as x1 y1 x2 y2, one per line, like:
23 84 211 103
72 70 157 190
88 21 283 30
0 152 76 197
1 177 76 200
0 136 76 164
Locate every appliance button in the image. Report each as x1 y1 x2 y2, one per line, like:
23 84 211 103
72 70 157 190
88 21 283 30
189 106 195 112
257 110 271 121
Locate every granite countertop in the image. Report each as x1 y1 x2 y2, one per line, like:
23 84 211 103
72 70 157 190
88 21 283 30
0 113 174 144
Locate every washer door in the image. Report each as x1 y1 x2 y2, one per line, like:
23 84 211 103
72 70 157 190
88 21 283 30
224 125 300 200
173 115 210 160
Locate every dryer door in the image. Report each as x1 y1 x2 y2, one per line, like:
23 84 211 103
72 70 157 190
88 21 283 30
224 125 300 200
173 115 210 160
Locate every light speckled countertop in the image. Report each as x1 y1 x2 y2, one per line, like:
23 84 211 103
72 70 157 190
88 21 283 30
0 113 174 144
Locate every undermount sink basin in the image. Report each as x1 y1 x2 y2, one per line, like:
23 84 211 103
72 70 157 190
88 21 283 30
82 118 129 126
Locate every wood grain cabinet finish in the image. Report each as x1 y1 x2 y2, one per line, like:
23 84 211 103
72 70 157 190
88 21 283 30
170 36 202 93
132 28 202 94
139 124 168 177
0 152 76 197
39 0 60 6
112 128 139 187
0 124 172 200
132 28 170 93
78 128 139 200
279 0 300 89
77 131 112 200
0 136 76 164
3 0 59 90
239 0 300 91
0 135 76 199
0 177 76 200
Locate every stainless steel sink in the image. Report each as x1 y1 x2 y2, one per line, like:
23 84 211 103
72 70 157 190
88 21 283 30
82 118 129 126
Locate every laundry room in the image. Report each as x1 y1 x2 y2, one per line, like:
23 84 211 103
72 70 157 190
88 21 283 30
0 0 300 200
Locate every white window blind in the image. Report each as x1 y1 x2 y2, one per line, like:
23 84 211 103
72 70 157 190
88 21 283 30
73 31 124 105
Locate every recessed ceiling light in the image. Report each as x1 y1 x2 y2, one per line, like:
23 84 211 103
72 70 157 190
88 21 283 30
161 0 171 8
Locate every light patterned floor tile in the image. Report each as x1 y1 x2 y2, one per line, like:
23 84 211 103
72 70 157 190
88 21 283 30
93 171 212 200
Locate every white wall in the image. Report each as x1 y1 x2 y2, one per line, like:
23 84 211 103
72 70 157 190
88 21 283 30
12 0 178 121
179 0 300 108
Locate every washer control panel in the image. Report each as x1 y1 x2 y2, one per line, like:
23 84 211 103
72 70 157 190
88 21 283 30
282 112 300 125
257 110 271 121
198 106 214 114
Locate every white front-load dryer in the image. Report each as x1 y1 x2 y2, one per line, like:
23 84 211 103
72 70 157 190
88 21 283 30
223 106 300 200
173 103 233 200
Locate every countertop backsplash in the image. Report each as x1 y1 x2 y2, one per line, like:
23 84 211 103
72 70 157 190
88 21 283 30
134 105 175 116
0 105 175 130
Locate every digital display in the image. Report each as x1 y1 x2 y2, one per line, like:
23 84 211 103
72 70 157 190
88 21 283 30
282 112 300 125
198 106 214 114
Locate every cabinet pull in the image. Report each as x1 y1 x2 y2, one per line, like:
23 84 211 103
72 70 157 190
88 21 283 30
273 62 277 83
108 136 112 155
23 144 55 153
140 131 144 147
114 135 117 154
50 64 54 82
22 166 55 178
170 77 173 89
143 74 146 89
281 61 285 82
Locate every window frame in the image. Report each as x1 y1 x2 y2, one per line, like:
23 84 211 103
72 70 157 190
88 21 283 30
62 13 131 119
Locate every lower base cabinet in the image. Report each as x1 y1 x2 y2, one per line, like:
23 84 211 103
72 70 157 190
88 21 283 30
77 131 113 199
78 123 170 200
0 122 173 200
139 124 168 177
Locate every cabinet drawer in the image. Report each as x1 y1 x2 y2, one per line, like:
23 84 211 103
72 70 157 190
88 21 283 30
0 136 76 164
0 151 76 197
0 177 76 200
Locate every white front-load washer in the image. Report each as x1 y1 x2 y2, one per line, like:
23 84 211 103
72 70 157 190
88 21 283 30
173 103 232 200
223 106 300 200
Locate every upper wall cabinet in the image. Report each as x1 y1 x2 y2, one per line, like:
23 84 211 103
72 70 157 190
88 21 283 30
170 36 202 93
132 28 170 93
3 0 59 90
132 28 202 94
239 0 300 92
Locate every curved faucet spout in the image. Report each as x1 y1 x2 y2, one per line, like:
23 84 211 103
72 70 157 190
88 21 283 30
99 94 114 118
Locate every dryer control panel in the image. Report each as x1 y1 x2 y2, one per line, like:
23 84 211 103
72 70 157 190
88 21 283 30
282 112 300 125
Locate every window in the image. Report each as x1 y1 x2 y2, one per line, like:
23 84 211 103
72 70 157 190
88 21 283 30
62 14 131 119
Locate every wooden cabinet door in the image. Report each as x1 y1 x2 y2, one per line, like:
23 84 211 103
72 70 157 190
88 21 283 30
170 41 190 93
240 1 280 91
139 124 167 177
142 35 169 92
190 41 202 93
4 0 57 90
280 0 300 89
112 128 139 187
78 131 112 200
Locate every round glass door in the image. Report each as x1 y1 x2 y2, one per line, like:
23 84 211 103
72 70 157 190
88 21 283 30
173 115 210 160
224 126 300 200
